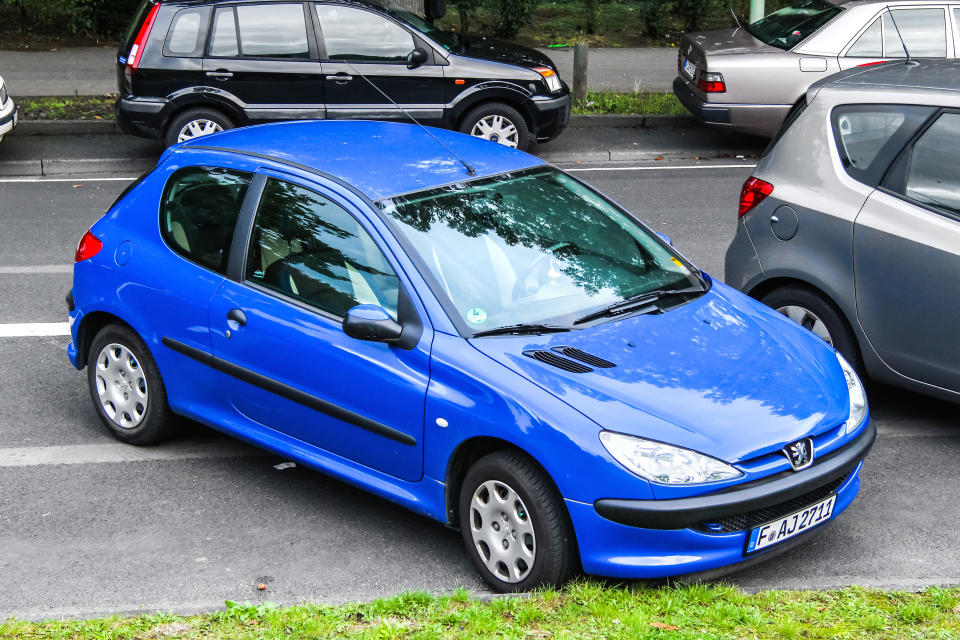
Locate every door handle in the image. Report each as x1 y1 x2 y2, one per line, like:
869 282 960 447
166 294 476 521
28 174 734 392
227 308 247 327
326 73 353 83
206 70 234 80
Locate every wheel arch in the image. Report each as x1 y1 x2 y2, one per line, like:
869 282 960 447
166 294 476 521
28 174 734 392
74 311 140 370
451 88 536 134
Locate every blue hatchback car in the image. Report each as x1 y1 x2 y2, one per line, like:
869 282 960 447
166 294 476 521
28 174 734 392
68 120 874 591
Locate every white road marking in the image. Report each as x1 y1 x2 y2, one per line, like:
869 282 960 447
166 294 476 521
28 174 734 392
0 323 70 337
0 439 262 468
0 265 73 274
564 163 757 172
0 176 139 183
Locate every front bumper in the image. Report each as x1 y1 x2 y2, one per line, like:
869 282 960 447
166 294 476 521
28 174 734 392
528 93 571 143
0 99 17 138
570 422 874 578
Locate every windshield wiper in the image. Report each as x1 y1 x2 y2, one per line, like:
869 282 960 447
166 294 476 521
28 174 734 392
573 286 705 326
471 323 572 338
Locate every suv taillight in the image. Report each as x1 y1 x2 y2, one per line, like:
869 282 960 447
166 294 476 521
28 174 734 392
698 72 726 93
75 230 103 262
126 3 160 75
738 177 774 218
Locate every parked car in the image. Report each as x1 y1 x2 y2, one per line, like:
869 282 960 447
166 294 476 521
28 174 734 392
114 0 569 150
0 74 17 143
726 59 960 404
68 120 873 591
674 0 958 137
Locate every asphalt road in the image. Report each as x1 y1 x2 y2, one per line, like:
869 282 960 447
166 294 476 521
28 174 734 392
0 46 674 97
0 156 957 621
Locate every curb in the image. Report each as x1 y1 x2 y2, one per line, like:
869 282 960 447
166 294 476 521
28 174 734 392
0 157 157 177
568 114 697 128
13 119 119 136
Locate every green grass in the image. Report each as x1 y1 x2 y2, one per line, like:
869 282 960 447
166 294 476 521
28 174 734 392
3 582 959 639
572 91 687 116
16 95 115 120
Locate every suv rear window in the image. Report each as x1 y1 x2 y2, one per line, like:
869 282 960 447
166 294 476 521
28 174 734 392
121 0 154 53
160 167 253 274
747 0 842 50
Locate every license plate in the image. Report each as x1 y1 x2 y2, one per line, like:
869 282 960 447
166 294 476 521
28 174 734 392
746 493 836 553
682 57 697 79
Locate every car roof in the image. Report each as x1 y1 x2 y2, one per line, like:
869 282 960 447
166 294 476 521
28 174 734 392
820 59 960 96
177 120 546 200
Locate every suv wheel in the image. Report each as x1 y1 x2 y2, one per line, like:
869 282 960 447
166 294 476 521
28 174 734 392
459 450 576 592
460 103 530 151
760 285 864 375
165 108 233 147
87 324 178 445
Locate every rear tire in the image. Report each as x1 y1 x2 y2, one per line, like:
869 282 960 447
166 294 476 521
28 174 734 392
459 102 531 151
760 285 864 375
459 450 577 592
164 108 233 147
87 325 178 445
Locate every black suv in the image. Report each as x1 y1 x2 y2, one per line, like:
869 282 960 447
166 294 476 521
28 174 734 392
116 0 570 150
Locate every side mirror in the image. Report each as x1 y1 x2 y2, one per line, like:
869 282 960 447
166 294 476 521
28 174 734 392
407 47 429 69
655 231 673 246
343 305 403 344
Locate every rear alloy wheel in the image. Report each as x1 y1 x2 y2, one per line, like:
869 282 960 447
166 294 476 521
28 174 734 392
164 108 233 147
87 325 178 445
460 103 530 151
760 285 864 376
459 450 576 592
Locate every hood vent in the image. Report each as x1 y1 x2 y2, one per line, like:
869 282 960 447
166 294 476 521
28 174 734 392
523 350 593 373
552 346 616 369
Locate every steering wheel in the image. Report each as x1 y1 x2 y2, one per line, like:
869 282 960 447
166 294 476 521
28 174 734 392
511 242 574 301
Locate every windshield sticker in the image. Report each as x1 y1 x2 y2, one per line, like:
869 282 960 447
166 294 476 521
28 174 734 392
466 307 488 325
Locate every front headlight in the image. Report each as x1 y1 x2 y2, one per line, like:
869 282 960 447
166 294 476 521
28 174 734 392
837 353 867 435
599 431 743 485
0 83 7 106
534 67 562 94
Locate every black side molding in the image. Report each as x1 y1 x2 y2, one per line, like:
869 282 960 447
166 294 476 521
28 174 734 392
66 289 75 313
595 422 876 530
161 337 417 447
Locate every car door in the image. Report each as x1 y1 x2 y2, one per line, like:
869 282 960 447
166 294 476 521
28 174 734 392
203 2 326 122
207 171 431 482
853 110 960 393
839 6 952 69
313 3 446 126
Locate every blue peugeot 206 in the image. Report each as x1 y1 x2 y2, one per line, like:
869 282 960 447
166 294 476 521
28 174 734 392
67 120 874 591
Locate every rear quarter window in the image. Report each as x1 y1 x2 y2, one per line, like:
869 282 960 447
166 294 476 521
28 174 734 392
160 167 253 274
163 7 210 58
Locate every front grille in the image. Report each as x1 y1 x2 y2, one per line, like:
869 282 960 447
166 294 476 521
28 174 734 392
693 473 848 534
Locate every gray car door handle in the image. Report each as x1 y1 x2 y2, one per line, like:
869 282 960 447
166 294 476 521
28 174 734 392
206 71 234 80
326 74 353 83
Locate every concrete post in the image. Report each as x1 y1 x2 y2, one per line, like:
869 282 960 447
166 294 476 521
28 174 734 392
573 43 588 107
749 0 765 24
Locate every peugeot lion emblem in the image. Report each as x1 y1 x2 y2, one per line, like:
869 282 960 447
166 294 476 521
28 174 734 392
784 439 814 471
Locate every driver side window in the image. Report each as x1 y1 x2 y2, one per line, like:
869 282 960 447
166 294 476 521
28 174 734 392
246 178 400 318
315 4 416 62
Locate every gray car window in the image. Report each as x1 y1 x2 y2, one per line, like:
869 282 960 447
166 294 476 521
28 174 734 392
832 105 934 187
236 4 309 58
904 113 960 217
882 9 947 58
315 5 415 62
846 17 882 57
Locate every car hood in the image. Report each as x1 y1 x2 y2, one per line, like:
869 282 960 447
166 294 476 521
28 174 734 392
681 28 780 57
455 35 556 70
469 282 849 464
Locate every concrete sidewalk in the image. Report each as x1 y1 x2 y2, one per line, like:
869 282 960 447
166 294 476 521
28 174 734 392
0 46 675 97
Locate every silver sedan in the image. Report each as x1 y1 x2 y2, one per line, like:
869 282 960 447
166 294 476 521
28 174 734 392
674 0 960 137
725 59 960 403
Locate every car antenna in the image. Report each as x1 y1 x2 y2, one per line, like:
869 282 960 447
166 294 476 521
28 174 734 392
885 6 917 66
340 59 477 176
729 6 742 30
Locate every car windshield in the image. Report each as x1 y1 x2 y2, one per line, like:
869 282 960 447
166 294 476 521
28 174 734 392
377 167 706 335
747 0 842 50
388 7 463 52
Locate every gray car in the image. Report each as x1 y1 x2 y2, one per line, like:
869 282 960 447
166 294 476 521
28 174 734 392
674 0 960 137
724 59 960 403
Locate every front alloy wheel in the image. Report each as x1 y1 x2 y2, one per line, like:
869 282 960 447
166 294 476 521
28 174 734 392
775 305 833 345
470 114 520 148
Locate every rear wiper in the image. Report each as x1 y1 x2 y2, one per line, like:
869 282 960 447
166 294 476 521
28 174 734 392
573 287 705 326
471 323 572 338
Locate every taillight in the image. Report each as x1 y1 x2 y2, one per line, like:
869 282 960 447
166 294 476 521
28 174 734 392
75 230 103 262
698 72 726 93
738 177 774 218
126 3 160 74
856 60 887 67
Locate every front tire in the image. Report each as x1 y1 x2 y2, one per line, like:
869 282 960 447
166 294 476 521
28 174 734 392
87 325 178 445
459 102 530 151
164 108 233 147
459 450 576 592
